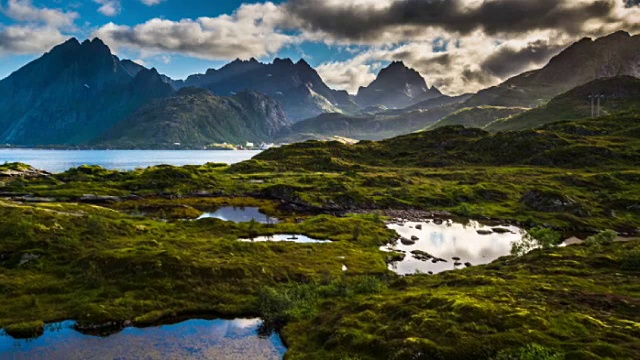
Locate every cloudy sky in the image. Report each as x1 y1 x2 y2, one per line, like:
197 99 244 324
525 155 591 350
1 0 639 95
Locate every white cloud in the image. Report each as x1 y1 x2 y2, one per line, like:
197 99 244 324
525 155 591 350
288 0 640 94
314 30 579 95
93 2 298 60
0 0 78 56
317 53 379 94
2 0 78 28
140 0 164 5
0 25 67 55
95 0 121 17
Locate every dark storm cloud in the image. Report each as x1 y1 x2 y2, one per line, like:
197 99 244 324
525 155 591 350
285 0 617 41
481 41 565 78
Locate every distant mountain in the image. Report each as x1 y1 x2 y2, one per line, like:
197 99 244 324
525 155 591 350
0 38 174 145
277 103 460 141
408 94 473 111
486 75 640 132
355 61 442 109
177 58 358 121
464 31 640 108
424 106 527 131
99 88 291 148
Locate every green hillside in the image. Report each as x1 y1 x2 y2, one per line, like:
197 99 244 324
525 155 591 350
486 76 640 132
260 113 640 170
424 106 527 131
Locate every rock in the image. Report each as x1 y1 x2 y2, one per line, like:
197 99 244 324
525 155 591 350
521 189 589 216
428 271 433 275
454 261 462 266
0 165 50 179
415 224 422 230
431 259 438 263
477 229 493 235
433 218 444 225
491 227 512 234
464 262 472 267
80 194 122 203
411 250 433 261
19 253 40 266
13 196 56 203
400 237 416 245
124 320 132 326
410 235 419 241
452 256 461 261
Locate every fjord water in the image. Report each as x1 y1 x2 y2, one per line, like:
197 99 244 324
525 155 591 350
384 220 524 275
0 318 286 360
0 149 262 173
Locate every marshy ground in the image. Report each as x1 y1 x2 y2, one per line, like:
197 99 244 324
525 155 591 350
0 116 639 359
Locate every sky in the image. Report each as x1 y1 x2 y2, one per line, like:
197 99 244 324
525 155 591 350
1 0 639 95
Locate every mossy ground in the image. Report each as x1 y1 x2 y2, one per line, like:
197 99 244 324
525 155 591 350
0 115 639 359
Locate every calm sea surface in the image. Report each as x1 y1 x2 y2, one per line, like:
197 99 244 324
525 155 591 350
0 149 262 173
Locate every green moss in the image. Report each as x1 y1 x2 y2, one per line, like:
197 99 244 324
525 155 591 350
4 320 45 339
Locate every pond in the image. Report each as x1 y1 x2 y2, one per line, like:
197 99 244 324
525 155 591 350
240 234 331 244
198 206 280 224
382 219 525 275
0 318 286 360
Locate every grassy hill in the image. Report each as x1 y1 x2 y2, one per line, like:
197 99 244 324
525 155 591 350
259 113 640 170
486 76 640 132
424 106 527 131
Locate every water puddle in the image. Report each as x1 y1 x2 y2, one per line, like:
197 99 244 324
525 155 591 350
382 219 525 275
240 234 331 243
198 207 280 224
0 318 286 360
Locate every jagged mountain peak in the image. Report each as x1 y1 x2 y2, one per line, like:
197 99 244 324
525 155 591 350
465 31 640 108
272 57 294 66
296 58 312 68
355 61 440 109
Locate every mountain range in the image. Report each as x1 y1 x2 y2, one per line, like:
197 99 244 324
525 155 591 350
0 31 638 147
0 38 173 146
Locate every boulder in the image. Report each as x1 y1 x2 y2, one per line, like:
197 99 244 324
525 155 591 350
411 250 433 261
522 189 589 216
400 237 416 245
477 229 493 235
79 194 122 203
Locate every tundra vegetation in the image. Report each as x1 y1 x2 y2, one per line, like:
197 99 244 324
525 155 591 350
0 114 639 359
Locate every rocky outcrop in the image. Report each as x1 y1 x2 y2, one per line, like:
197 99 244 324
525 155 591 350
522 189 589 216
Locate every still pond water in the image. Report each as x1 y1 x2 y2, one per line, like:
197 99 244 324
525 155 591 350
0 149 262 173
0 318 286 360
383 219 524 275
198 207 280 224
